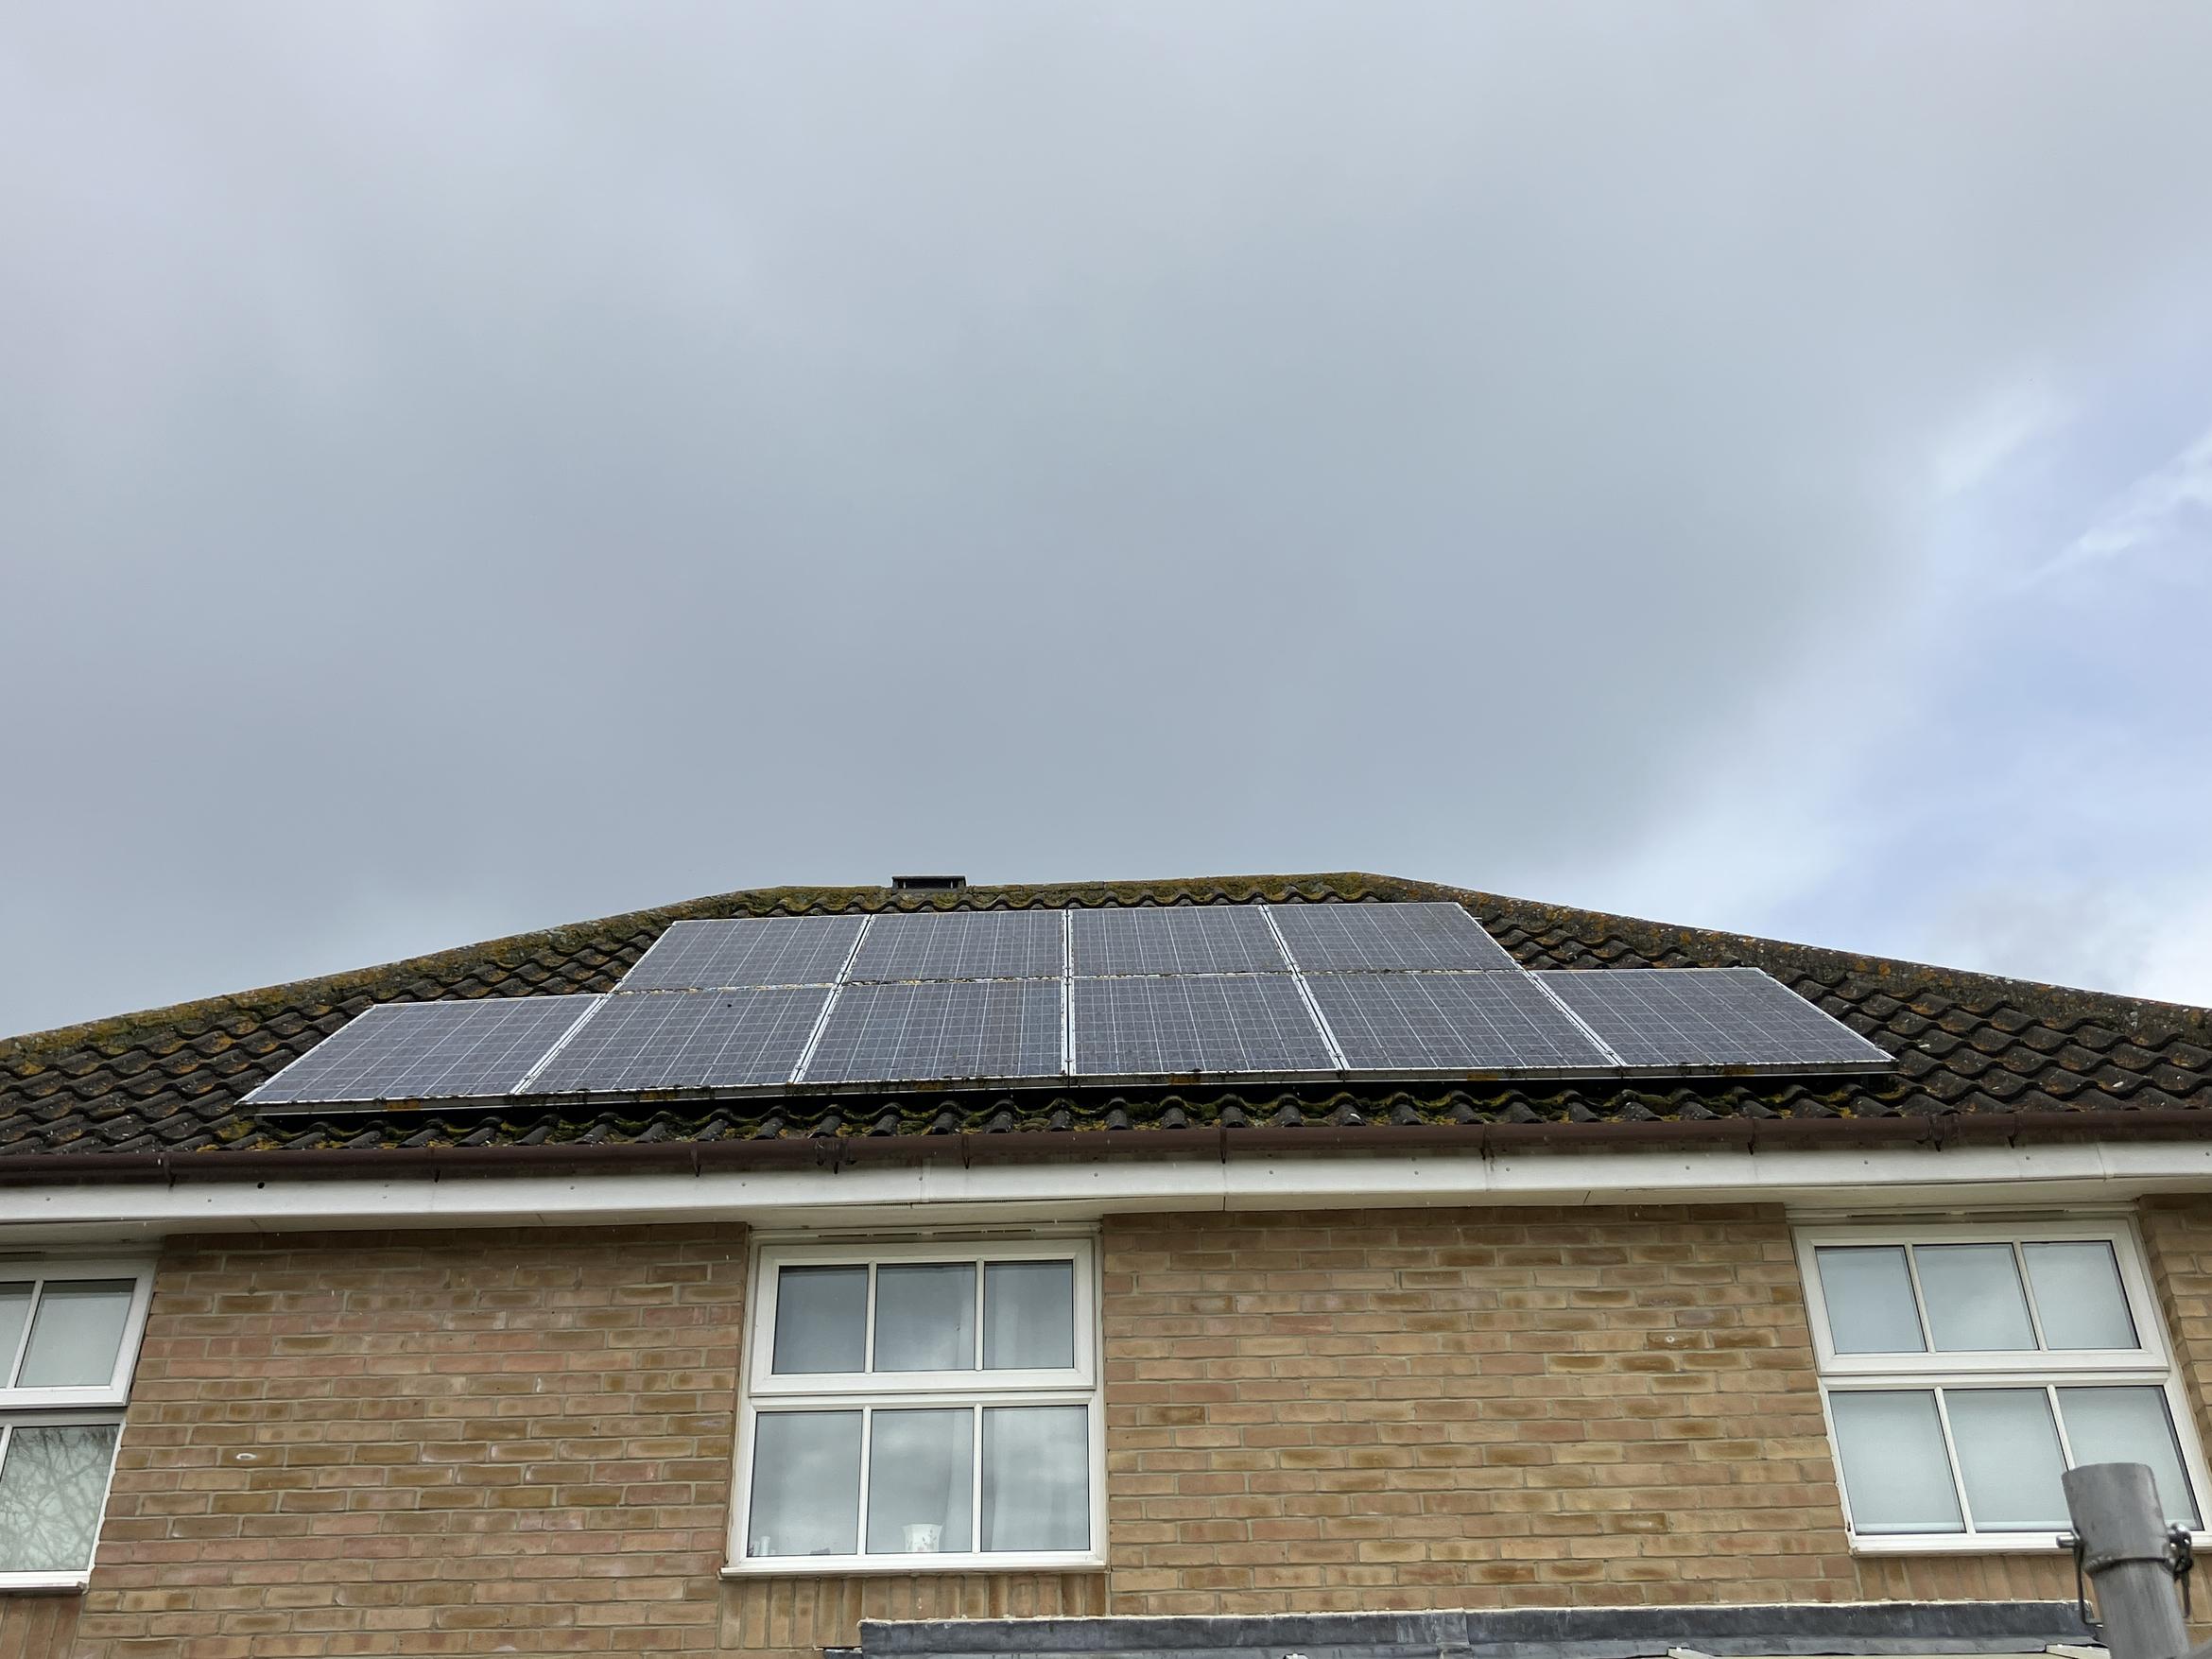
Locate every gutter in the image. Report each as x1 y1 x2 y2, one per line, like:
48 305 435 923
0 1110 2204 1189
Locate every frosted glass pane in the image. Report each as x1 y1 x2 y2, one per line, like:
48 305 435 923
982 1406 1088 1552
865 1409 973 1555
2060 1387 2201 1529
1815 1247 1925 1354
985 1261 1075 1370
0 1285 29 1386
2025 1243 2138 1350
747 1411 860 1558
1946 1390 2068 1529
874 1264 976 1372
1829 1391 1964 1534
771 1267 866 1374
0 1423 120 1573
16 1280 134 1390
1917 1245 2035 1352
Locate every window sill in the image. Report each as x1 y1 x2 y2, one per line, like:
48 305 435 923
722 1556 1106 1579
1852 1530 2212 1557
0 1574 89 1595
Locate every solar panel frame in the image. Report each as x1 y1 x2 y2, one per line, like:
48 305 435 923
616 916 866 990
1068 907 1289 976
1269 901 1519 973
1537 967 1892 1071
801 979 1066 1085
527 987 830 1094
846 908 1064 984
1070 975 1336 1078
245 996 601 1105
1305 972 1615 1075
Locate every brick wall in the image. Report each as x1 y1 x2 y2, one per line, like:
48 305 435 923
44 1201 2156 1656
67 1227 1088 1659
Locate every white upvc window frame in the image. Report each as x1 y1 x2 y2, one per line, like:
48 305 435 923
0 1256 156 1592
727 1234 1105 1577
1796 1218 2212 1556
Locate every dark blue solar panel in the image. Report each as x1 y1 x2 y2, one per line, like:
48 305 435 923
618 917 863 990
528 988 828 1092
848 909 1063 983
245 997 599 1105
1270 901 1517 972
1070 976 1333 1076
1068 907 1287 976
1538 968 1891 1070
1306 973 1611 1072
804 980 1064 1084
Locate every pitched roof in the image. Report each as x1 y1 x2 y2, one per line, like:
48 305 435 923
3 872 2208 1164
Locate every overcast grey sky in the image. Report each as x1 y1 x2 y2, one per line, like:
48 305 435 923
5 2 2211 1037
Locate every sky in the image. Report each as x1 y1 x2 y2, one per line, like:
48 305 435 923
4 2 2210 1037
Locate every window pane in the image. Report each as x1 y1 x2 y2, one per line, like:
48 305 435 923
1815 1247 1925 1354
0 1284 29 1386
874 1264 976 1373
2060 1387 2202 1529
1916 1245 2035 1352
747 1411 860 1558
772 1267 867 1374
985 1261 1075 1370
0 1423 120 1573
16 1280 135 1390
2025 1243 2139 1350
865 1409 974 1555
1828 1391 1965 1534
1945 1390 2068 1529
982 1406 1089 1552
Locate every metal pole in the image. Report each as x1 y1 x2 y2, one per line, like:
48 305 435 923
2064 1462 2190 1659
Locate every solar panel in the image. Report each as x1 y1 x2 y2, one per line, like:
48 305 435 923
527 987 828 1093
1070 975 1334 1076
617 916 864 990
847 908 1063 983
245 996 599 1105
1539 967 1892 1070
1306 973 1612 1073
1269 901 1517 972
803 980 1064 1084
1068 907 1288 976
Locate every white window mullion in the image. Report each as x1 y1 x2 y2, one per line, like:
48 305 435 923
855 1404 874 1556
970 1402 986 1555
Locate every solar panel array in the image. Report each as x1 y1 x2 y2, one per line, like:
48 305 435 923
245 903 1893 1108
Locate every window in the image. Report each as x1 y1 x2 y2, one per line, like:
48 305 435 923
0 1260 152 1590
1797 1222 2210 1551
732 1237 1101 1572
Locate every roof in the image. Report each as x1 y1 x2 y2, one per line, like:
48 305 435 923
2 872 2209 1165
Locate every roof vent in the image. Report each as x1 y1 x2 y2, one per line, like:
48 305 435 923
891 874 967 890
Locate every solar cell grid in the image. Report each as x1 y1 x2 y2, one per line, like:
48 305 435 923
1070 976 1334 1076
1269 901 1518 972
1539 967 1891 1070
528 987 828 1093
617 916 864 990
1308 973 1612 1073
1069 907 1288 976
804 980 1063 1084
245 996 598 1105
847 908 1063 983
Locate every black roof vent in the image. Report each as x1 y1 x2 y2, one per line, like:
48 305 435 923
890 874 967 890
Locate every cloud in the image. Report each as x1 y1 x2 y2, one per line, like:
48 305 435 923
2058 423 2212 568
4 3 2212 1030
